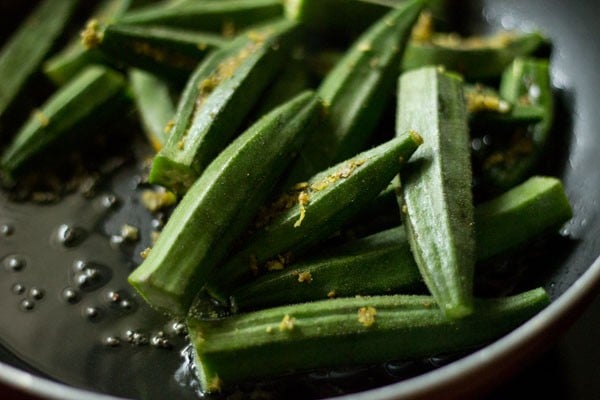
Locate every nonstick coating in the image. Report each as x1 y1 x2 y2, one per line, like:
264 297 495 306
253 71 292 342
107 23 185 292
1 0 599 399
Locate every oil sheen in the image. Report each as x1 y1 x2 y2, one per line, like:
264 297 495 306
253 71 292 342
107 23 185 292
0 162 198 400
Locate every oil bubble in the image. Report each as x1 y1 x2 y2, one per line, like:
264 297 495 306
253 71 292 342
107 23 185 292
109 235 125 248
471 138 483 152
106 290 121 304
11 283 26 295
151 213 166 229
125 330 148 346
72 260 86 272
61 287 80 304
56 224 87 247
20 299 35 311
71 262 111 292
119 299 134 311
84 306 102 321
101 194 119 209
3 254 27 272
151 332 172 349
106 290 136 312
1 224 14 237
104 336 121 347
29 287 44 300
171 321 187 337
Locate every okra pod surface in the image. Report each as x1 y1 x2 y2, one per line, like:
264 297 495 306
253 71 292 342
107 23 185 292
43 0 132 85
232 176 572 310
118 0 284 34
283 0 425 184
82 22 227 82
149 19 300 194
482 58 553 191
128 91 320 315
0 0 78 121
465 83 544 127
129 69 176 151
403 31 548 81
396 67 475 319
207 131 423 300
1 66 127 176
189 288 550 393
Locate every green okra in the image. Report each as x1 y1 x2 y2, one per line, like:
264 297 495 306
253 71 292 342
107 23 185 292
342 182 401 236
81 22 227 82
474 176 571 260
305 49 344 81
465 83 545 127
250 59 313 119
231 176 572 311
0 0 78 122
189 288 550 393
128 91 320 315
148 19 300 194
43 0 132 86
128 69 176 152
1 66 127 177
396 67 475 319
402 31 549 81
231 227 420 311
284 0 390 44
118 0 284 34
482 58 553 191
283 0 425 185
206 131 423 301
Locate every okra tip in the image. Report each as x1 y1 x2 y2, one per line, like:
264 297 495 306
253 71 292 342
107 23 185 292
408 129 424 146
445 302 474 319
433 276 474 320
127 270 187 316
80 19 104 50
148 155 198 195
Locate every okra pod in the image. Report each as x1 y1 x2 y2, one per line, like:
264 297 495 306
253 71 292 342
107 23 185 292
118 0 283 35
231 227 420 310
189 288 549 393
43 0 132 85
342 182 401 236
207 131 423 301
128 69 176 152
1 66 127 177
474 176 571 260
305 49 344 80
396 67 475 319
402 31 549 81
81 22 226 82
283 0 425 184
250 59 313 119
465 83 544 127
284 0 389 44
482 58 553 191
128 91 320 315
0 0 78 121
148 19 300 194
231 176 572 310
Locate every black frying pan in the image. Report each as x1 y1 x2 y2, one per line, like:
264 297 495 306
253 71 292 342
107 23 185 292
0 0 599 399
